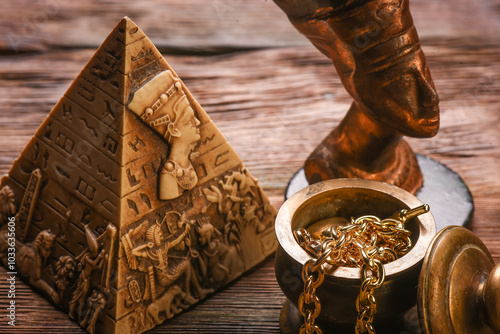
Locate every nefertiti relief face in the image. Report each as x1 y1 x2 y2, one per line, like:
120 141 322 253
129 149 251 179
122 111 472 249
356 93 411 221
173 103 201 147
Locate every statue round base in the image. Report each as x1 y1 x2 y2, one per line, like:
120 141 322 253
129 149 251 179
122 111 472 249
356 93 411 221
285 154 474 231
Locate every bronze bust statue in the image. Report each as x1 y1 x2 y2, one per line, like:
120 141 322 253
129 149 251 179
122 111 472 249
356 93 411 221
274 0 439 194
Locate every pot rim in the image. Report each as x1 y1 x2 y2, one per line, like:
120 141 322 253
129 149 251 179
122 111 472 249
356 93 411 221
276 178 436 279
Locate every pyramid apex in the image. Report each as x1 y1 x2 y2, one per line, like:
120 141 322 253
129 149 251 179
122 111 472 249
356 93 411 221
64 16 166 109
109 16 146 46
119 16 137 29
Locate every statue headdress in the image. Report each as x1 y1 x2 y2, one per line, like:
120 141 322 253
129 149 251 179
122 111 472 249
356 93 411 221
127 70 194 143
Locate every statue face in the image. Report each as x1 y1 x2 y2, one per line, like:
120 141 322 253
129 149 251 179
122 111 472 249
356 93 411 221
353 49 440 138
176 106 201 146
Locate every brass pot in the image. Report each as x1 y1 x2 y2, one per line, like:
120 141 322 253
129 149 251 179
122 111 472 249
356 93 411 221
275 178 436 331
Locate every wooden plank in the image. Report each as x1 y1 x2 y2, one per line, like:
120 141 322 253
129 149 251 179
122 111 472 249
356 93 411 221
0 0 305 53
1 0 500 53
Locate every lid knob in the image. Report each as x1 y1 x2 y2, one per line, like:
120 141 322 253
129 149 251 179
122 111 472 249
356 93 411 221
484 264 500 332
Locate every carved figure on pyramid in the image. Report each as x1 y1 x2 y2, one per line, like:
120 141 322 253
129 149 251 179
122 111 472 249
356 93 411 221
82 290 106 334
196 220 244 284
273 0 440 193
69 225 108 322
122 217 209 304
0 228 58 303
128 70 201 200
0 185 16 224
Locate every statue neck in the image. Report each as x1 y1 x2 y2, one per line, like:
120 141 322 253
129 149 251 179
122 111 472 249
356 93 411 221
168 142 192 168
332 101 401 173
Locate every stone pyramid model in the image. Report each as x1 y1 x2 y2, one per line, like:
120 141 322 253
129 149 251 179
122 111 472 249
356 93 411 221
0 17 277 334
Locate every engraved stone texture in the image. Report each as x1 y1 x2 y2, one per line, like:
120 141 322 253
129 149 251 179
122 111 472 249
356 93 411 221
0 17 277 334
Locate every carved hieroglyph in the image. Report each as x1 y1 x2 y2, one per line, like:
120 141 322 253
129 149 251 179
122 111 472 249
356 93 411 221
0 17 277 334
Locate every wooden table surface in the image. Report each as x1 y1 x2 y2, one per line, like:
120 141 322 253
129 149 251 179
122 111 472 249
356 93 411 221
1 0 500 333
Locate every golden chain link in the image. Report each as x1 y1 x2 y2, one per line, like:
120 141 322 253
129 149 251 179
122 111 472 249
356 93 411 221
356 257 384 334
298 259 324 334
294 204 429 334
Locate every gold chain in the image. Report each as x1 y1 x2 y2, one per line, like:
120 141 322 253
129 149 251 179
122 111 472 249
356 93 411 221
294 204 429 334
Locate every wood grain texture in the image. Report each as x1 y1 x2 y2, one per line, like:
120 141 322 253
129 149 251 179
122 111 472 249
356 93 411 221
1 0 500 332
0 0 305 53
1 0 500 53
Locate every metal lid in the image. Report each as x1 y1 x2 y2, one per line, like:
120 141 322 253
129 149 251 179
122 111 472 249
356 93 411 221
418 225 500 334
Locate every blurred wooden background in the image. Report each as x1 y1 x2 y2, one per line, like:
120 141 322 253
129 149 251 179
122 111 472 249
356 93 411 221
1 0 500 333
